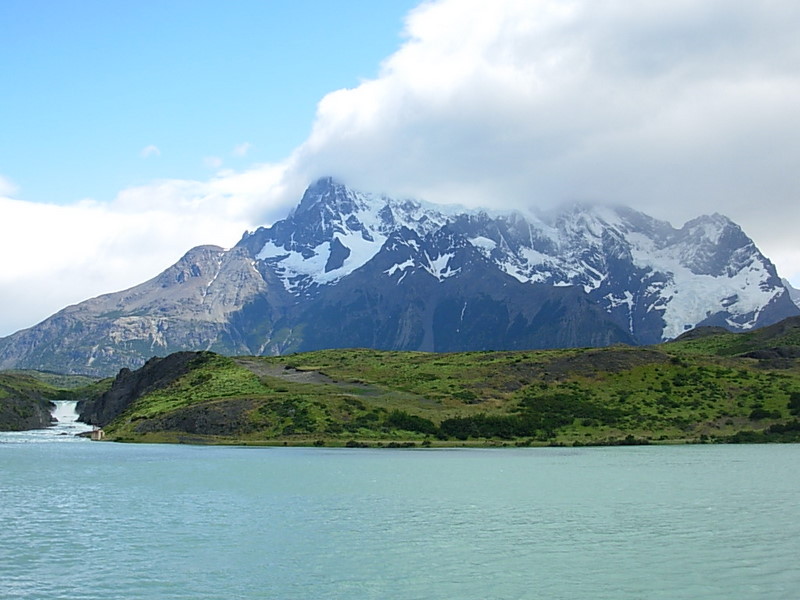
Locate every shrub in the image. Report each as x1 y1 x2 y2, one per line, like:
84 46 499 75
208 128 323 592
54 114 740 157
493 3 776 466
749 407 780 420
788 392 800 416
384 410 438 435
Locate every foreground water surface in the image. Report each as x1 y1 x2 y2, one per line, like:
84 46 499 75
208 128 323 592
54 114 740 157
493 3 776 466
1 426 799 599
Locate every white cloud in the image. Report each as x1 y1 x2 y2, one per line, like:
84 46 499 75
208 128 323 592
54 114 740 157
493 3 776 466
0 163 300 336
233 142 253 157
140 144 161 158
288 0 800 279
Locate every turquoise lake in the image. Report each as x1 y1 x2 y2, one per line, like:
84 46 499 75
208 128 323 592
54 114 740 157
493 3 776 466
2 428 799 599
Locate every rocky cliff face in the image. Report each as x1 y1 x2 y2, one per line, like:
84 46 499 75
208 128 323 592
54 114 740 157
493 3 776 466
0 398 52 431
0 246 290 375
0 374 55 431
78 352 208 426
1 177 796 376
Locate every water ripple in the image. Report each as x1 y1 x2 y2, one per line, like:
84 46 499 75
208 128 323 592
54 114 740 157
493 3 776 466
1 444 798 599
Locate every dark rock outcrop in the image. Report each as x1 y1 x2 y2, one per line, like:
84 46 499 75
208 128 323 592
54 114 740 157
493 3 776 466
78 352 210 426
674 326 732 341
133 398 257 436
0 373 55 431
0 396 53 431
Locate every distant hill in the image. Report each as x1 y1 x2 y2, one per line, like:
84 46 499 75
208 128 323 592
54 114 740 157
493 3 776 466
78 317 800 446
1 178 797 377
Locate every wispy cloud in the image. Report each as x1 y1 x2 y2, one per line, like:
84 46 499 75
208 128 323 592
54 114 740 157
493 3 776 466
233 142 253 157
204 156 223 169
140 144 161 159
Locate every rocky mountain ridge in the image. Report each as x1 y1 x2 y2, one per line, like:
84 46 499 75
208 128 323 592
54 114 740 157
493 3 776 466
783 279 800 309
0 177 796 376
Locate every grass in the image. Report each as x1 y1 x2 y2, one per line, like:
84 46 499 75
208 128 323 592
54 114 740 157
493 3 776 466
3 370 98 390
93 325 800 446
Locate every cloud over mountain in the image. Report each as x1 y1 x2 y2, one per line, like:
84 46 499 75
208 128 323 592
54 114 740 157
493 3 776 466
293 0 800 221
1 0 799 336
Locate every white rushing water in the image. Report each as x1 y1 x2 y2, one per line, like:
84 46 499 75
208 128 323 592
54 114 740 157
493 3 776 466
0 400 94 443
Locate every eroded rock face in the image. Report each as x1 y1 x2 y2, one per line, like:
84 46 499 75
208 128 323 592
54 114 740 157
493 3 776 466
133 398 257 436
0 246 289 376
78 352 209 426
0 396 53 431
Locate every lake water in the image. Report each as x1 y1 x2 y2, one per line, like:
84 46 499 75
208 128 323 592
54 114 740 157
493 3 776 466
1 412 799 599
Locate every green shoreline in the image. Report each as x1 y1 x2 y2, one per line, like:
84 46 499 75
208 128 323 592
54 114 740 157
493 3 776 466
100 428 798 448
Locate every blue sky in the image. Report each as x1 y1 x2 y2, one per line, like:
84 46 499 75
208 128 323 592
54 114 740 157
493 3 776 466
1 0 417 205
1 0 799 336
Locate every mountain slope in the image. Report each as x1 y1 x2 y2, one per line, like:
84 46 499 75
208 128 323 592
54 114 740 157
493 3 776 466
0 177 796 376
0 245 293 375
783 279 800 309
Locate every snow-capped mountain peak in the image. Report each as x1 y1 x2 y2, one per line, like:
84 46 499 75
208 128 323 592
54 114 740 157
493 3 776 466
249 178 458 294
1 177 795 376
242 178 796 345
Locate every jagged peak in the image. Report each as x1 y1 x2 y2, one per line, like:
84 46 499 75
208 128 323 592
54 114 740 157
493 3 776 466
684 212 734 226
245 179 789 339
178 244 226 259
155 245 227 287
293 176 362 218
679 213 738 243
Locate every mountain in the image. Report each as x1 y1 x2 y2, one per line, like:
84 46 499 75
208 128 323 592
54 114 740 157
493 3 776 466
783 279 800 309
1 177 796 376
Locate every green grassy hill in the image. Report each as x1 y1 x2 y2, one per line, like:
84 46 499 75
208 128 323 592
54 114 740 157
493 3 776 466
3 370 98 389
85 317 800 446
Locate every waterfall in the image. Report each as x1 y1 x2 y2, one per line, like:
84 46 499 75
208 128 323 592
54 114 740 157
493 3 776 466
51 401 81 425
0 400 94 443
48 401 93 436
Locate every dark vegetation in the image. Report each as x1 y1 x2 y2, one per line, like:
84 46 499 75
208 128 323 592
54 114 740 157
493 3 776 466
60 316 800 446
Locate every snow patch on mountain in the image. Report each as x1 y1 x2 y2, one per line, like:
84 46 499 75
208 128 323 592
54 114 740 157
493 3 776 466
469 236 497 253
385 259 415 278
624 227 780 339
426 252 459 280
257 227 389 292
